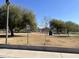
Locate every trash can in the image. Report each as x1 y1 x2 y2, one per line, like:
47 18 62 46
49 30 52 36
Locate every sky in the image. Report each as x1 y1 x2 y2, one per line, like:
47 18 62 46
0 0 79 28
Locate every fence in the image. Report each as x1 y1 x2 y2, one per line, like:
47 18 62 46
0 31 79 49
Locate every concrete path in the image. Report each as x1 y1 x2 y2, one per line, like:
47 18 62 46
0 49 79 58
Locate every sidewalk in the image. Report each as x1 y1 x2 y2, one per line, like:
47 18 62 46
0 49 79 58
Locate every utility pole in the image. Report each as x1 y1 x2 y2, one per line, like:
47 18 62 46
5 0 10 44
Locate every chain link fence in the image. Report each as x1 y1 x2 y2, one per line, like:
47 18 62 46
0 29 79 48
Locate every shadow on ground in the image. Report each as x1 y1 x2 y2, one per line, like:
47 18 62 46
0 35 25 38
0 44 79 54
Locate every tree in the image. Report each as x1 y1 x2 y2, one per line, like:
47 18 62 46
50 19 65 33
65 21 79 34
0 5 37 36
50 19 79 35
21 11 37 31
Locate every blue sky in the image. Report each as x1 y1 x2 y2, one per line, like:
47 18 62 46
0 0 79 28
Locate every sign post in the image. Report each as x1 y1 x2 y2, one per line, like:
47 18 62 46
26 24 30 45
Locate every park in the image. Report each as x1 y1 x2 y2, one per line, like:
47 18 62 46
0 0 79 58
0 32 79 48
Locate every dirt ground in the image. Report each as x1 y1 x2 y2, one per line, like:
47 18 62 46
0 32 79 48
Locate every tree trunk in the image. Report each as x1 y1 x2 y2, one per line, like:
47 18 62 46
67 29 69 36
10 29 14 37
57 28 59 34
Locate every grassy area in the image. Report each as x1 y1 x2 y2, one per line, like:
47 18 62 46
0 32 79 48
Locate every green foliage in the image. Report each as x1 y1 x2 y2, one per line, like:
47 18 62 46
21 11 37 31
50 19 79 34
0 5 37 36
50 19 65 33
66 21 79 32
